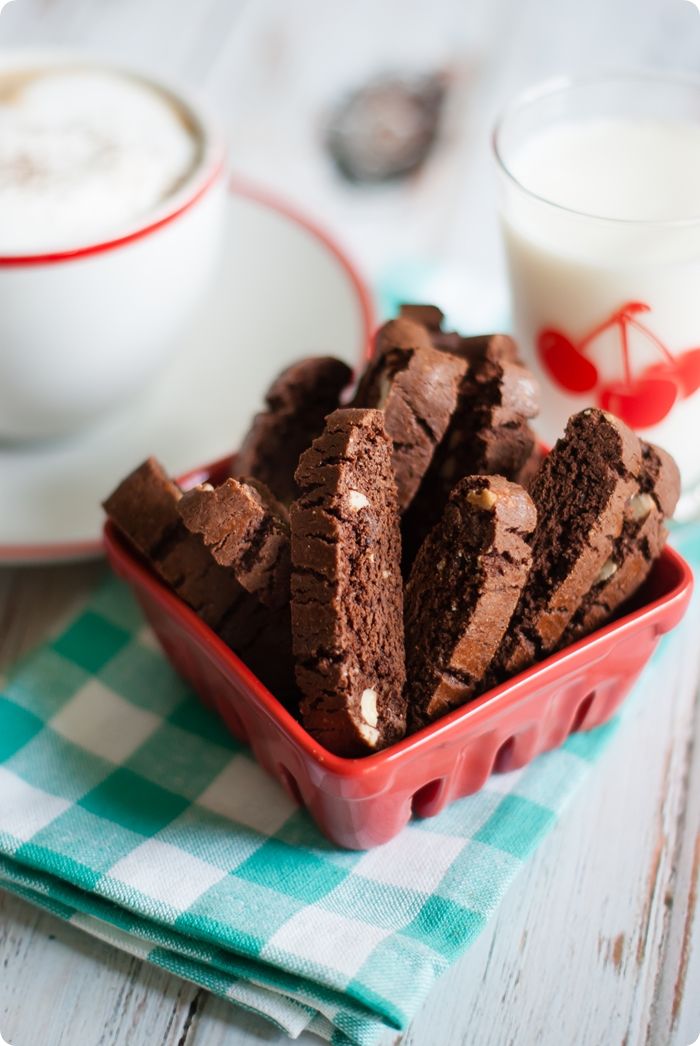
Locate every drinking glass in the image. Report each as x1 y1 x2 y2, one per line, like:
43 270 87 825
494 72 700 519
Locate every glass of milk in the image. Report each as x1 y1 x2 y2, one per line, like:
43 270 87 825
494 72 700 518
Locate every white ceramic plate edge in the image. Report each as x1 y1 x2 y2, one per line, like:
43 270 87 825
0 177 374 566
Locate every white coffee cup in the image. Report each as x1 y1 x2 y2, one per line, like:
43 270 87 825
0 52 226 441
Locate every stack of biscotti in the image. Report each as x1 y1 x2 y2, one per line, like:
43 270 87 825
398 305 540 561
104 305 680 758
487 409 679 681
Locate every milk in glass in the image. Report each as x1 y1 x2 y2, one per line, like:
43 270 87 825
499 104 700 500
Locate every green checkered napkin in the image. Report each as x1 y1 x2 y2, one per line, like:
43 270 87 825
0 532 695 1046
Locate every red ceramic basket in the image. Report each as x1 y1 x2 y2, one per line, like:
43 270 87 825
103 456 693 850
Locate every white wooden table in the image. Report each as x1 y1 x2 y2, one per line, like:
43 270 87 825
1 2 700 1044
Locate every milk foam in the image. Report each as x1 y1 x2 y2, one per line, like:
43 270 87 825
0 66 200 253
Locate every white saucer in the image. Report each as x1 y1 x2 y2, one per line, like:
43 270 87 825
0 181 372 564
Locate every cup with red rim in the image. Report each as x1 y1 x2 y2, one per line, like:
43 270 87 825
0 50 226 442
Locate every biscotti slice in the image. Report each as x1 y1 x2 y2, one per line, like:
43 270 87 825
561 442 680 644
399 302 445 334
400 303 520 363
352 317 467 510
403 335 539 558
104 459 292 696
179 478 291 609
493 409 644 678
235 356 353 505
426 338 538 482
405 475 536 729
290 408 407 756
103 458 244 629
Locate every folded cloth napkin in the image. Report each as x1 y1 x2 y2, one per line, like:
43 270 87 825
0 537 695 1046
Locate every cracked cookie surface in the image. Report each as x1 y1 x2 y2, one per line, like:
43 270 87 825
405 474 536 728
179 477 291 610
290 408 407 756
104 457 294 700
492 409 645 678
561 440 680 645
352 317 467 511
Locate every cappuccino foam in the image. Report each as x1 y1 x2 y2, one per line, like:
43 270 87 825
0 65 201 253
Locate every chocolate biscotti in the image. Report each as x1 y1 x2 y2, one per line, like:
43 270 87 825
290 408 407 756
352 317 467 510
235 356 353 505
103 458 294 698
561 441 680 645
104 304 682 755
104 457 246 630
405 475 536 729
403 325 539 557
179 477 291 610
492 409 644 678
400 303 520 364
402 307 540 491
430 335 538 479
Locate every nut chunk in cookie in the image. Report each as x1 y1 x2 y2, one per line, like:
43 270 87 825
493 409 644 678
179 477 291 610
235 356 353 505
405 475 536 729
290 408 407 756
352 317 467 511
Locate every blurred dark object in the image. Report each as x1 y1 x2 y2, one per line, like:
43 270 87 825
325 74 447 184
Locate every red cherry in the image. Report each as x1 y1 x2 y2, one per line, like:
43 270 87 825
537 329 598 393
641 350 700 400
597 376 678 429
641 359 681 387
675 347 700 398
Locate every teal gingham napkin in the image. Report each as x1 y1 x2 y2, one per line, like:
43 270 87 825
0 528 697 1045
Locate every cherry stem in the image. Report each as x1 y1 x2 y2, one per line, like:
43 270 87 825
627 316 677 364
576 302 675 379
578 302 640 352
579 316 619 352
619 317 632 387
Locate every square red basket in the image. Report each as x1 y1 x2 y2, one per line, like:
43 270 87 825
103 456 693 850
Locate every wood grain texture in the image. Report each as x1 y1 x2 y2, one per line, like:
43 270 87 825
1 0 700 1043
